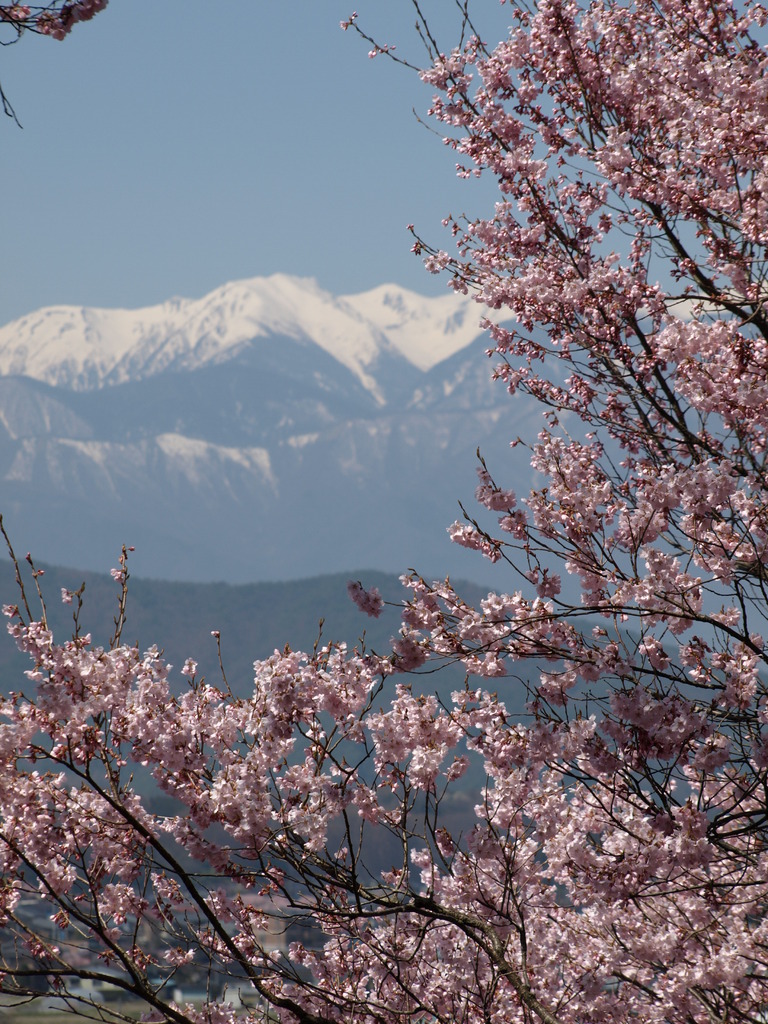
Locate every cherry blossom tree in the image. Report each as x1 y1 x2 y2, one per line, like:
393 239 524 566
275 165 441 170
3 1 768 1022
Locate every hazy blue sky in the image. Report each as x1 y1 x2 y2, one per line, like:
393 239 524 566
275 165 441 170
0 1 513 326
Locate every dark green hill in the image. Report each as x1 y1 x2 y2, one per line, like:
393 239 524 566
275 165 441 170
0 559 493 700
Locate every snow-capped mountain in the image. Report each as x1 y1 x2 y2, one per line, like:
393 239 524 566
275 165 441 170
0 275 485 398
0 275 537 584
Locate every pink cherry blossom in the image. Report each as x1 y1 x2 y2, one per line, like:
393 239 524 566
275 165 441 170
0 2 108 40
346 578 384 618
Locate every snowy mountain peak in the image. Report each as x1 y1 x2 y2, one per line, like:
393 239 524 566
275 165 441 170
0 276 486 396
339 283 486 372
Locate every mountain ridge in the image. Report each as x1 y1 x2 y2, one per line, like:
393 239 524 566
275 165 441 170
0 275 537 585
0 275 487 400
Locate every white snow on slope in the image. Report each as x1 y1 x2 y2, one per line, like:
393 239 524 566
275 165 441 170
340 283 485 372
0 275 486 395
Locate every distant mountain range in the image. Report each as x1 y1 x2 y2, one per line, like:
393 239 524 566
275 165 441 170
0 274 538 584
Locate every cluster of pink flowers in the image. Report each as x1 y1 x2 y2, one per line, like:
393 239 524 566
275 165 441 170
346 578 384 618
2 593 766 1022
0 1 107 39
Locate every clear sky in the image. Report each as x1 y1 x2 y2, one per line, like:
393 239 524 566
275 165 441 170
0 1 513 326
